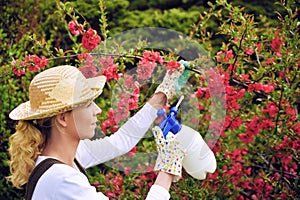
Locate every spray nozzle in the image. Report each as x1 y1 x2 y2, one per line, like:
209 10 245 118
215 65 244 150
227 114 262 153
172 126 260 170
157 96 184 139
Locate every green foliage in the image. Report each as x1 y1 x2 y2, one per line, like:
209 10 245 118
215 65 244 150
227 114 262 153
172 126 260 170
1 0 299 199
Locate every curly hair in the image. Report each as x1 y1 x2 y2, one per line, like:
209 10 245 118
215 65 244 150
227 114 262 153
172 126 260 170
7 118 52 188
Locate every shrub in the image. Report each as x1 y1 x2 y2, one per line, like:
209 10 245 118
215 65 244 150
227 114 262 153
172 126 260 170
1 0 299 199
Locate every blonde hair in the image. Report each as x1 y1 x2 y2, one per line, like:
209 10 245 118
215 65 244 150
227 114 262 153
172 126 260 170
7 118 52 188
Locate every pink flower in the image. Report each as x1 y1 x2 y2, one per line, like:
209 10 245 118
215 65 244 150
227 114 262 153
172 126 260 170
25 55 48 72
124 74 134 88
245 47 254 55
79 65 97 78
105 190 115 198
77 53 91 60
137 59 156 80
255 43 262 52
239 116 262 143
128 82 140 110
98 56 120 81
11 60 26 76
217 49 235 62
101 108 117 134
113 94 130 123
262 83 275 93
271 37 283 57
82 29 101 51
216 51 223 62
68 20 83 35
143 51 164 64
237 74 250 82
248 83 275 93
285 107 296 121
151 51 164 64
78 53 95 69
225 86 245 111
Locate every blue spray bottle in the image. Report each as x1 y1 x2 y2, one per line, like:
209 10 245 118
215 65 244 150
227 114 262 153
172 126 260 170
157 95 184 139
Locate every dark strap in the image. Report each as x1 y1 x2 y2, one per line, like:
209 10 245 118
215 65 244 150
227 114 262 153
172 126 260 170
74 158 89 178
25 158 63 200
25 158 89 200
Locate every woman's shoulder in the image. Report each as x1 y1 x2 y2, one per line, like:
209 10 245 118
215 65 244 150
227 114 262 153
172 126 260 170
32 157 91 199
35 156 86 178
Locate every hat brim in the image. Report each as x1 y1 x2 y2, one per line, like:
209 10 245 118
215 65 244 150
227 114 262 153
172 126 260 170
9 76 106 120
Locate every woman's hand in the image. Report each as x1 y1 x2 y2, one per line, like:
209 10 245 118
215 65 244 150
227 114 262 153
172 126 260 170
152 126 185 182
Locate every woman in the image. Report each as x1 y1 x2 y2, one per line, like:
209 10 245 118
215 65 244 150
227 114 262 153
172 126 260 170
8 65 185 199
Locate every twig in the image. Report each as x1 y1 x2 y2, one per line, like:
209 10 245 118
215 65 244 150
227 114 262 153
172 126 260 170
254 48 262 68
237 160 299 178
230 26 247 77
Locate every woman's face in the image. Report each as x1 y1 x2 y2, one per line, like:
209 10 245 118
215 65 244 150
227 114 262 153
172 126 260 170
69 101 102 139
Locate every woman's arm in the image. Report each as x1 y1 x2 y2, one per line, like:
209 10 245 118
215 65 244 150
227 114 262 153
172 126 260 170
147 92 167 109
152 171 173 191
76 93 167 168
145 172 173 200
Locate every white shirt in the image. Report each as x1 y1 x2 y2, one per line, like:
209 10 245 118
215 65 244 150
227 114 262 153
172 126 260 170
31 103 170 200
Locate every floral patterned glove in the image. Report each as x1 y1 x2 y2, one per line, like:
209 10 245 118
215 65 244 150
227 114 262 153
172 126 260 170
155 62 185 101
152 126 185 182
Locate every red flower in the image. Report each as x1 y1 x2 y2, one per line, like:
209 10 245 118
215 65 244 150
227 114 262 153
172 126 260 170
226 50 234 61
239 133 254 143
271 36 283 57
25 55 48 72
101 108 117 134
166 60 180 73
68 20 83 35
248 83 275 93
255 43 262 52
127 146 137 159
195 87 206 98
262 102 278 118
245 47 254 55
236 74 250 82
264 58 276 66
216 49 234 62
230 117 243 130
98 56 120 81
143 51 164 64
82 29 101 51
11 59 26 76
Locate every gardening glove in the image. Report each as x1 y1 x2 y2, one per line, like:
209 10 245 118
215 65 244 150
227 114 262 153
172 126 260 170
175 60 192 92
152 126 185 182
155 60 190 102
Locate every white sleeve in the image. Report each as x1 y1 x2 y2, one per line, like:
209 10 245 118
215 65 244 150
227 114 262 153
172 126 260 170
145 185 170 200
76 102 157 168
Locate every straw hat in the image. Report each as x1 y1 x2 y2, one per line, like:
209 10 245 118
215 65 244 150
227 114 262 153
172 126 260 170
9 65 106 120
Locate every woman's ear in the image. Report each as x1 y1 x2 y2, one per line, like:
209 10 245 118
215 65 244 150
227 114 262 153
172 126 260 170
55 113 68 127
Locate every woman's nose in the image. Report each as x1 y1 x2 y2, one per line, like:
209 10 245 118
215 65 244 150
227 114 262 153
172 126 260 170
93 102 102 115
